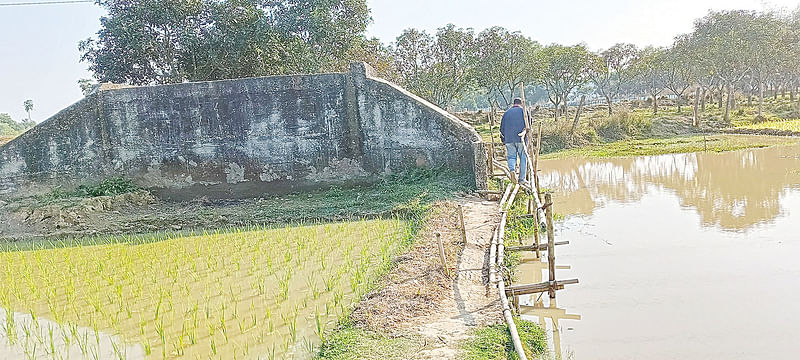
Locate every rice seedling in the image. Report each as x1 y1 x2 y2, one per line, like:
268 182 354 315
0 219 410 358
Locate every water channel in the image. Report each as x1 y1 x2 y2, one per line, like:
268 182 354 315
517 139 800 359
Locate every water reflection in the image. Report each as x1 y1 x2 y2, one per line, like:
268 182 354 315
519 299 580 360
516 255 580 360
540 144 800 231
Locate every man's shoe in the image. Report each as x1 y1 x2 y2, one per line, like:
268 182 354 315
509 172 517 184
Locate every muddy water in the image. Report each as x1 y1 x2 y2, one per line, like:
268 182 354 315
517 142 800 360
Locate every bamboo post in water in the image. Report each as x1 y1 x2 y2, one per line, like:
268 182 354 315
545 193 556 299
534 210 541 259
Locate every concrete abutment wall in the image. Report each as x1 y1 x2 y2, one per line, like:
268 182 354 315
0 63 487 199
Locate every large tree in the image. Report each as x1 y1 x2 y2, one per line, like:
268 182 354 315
632 47 666 114
662 36 695 113
745 11 787 118
475 27 540 108
690 10 762 122
538 44 594 120
0 113 35 136
392 26 479 108
589 43 640 114
80 0 370 85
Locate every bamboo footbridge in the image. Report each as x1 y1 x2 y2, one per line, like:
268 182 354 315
483 87 579 360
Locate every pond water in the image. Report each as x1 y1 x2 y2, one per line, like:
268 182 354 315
516 140 800 360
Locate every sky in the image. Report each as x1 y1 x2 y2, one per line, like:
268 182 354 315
0 0 798 123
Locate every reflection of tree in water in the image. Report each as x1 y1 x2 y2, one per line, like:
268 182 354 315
539 145 800 230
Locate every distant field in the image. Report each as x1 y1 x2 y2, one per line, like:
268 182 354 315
736 119 800 133
0 220 410 359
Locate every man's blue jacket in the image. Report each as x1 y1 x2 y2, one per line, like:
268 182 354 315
500 106 525 144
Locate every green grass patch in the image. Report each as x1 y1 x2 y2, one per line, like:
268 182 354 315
735 119 800 133
315 323 424 360
540 134 799 159
249 168 473 225
36 176 140 204
461 317 547 360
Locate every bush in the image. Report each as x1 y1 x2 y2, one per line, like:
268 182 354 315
75 177 140 197
594 107 652 141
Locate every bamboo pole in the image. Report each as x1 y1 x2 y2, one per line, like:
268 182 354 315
458 205 467 244
533 122 543 204
488 112 495 174
489 227 498 287
505 184 521 212
506 241 569 252
499 184 514 210
544 193 556 299
520 82 535 185
493 159 512 180
496 210 527 360
436 232 448 276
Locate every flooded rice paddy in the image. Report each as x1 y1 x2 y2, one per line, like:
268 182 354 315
0 219 409 359
517 140 800 359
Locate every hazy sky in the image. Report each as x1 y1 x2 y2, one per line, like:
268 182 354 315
0 0 797 122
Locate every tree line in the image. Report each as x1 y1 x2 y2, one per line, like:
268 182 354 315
384 9 800 123
81 2 800 123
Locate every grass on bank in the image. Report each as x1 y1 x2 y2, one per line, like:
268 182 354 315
250 169 474 224
472 98 800 159
735 119 800 133
540 134 800 160
315 322 424 360
461 317 548 360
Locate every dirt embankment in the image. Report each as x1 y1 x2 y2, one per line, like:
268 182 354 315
349 196 502 359
0 191 286 242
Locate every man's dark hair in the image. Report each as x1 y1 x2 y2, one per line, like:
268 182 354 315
513 98 522 105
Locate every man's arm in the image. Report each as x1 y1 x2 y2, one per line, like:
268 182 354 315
499 112 506 143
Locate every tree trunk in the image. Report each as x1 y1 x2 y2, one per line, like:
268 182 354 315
693 88 701 127
570 95 586 136
677 95 682 113
758 79 764 118
724 85 732 123
701 88 707 112
605 94 613 115
652 94 658 114
708 90 713 109
718 88 724 109
552 101 560 121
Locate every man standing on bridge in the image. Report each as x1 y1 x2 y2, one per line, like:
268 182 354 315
499 98 528 185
